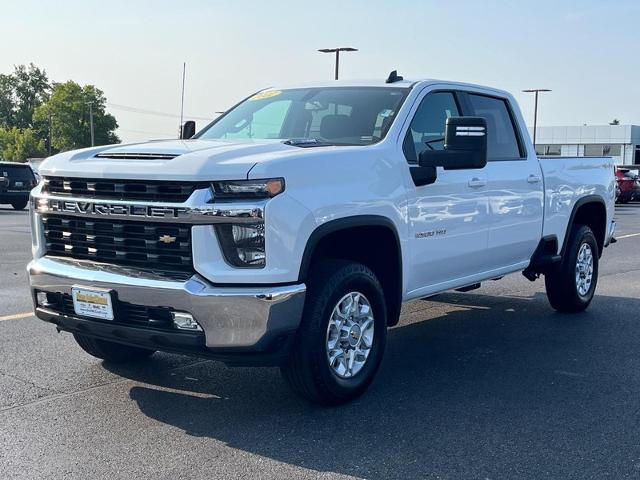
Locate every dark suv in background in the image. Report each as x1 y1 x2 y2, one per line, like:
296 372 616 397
0 162 37 210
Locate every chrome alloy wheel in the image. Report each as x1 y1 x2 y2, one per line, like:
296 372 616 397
575 242 594 296
325 292 375 378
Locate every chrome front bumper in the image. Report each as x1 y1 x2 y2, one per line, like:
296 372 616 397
28 257 306 350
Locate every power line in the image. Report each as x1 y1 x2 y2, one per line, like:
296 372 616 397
106 102 212 121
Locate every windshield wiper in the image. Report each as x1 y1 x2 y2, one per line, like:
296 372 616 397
283 138 336 148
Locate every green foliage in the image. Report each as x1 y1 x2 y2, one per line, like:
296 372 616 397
0 74 16 128
34 81 120 151
0 64 119 156
13 64 50 129
0 127 46 162
0 64 50 129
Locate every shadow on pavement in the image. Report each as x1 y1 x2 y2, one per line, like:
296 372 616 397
107 291 640 478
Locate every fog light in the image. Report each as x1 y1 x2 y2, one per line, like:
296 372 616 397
171 312 202 331
36 291 48 306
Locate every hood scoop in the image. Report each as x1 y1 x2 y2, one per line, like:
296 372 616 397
94 152 181 160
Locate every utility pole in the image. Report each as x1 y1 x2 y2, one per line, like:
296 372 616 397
522 89 551 146
86 102 95 147
318 47 358 80
47 112 53 156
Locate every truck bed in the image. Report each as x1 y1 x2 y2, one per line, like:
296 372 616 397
539 156 616 250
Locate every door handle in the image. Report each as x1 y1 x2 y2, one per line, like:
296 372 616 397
527 174 542 184
468 177 486 188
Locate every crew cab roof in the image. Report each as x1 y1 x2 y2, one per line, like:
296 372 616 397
266 78 513 99
268 78 418 90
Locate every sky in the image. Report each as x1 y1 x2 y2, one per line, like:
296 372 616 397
2 0 639 144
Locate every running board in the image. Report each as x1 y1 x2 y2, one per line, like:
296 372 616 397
455 283 481 292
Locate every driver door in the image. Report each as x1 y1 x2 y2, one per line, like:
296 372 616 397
403 90 490 297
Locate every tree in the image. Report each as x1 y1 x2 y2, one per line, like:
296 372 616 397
0 127 46 162
12 64 50 129
0 64 50 129
34 81 119 151
0 73 16 128
609 119 620 125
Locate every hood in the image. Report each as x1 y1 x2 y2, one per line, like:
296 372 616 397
38 139 304 181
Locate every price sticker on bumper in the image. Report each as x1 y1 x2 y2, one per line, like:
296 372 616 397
71 287 114 320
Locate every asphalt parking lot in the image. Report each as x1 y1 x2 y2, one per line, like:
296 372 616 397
1 204 640 480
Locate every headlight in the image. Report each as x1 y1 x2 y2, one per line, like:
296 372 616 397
211 178 283 268
215 223 266 268
211 178 284 200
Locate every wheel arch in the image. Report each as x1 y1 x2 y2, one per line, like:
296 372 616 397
562 195 607 257
298 215 403 326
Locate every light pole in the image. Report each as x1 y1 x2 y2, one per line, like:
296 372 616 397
522 88 551 146
318 47 358 80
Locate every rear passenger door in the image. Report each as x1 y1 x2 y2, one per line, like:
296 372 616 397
466 93 544 269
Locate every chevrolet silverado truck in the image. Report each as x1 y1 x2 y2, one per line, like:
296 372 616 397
28 75 616 405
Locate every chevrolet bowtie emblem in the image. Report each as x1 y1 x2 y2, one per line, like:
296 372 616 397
158 234 177 244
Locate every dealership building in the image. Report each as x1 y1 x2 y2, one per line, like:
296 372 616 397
530 125 640 165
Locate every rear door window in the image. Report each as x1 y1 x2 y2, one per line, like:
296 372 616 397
467 94 523 161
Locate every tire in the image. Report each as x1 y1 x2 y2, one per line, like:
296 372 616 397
73 333 155 363
281 260 388 406
545 224 599 313
11 199 28 210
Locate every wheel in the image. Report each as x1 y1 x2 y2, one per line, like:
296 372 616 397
545 224 599 313
73 333 155 363
281 260 387 405
11 199 28 210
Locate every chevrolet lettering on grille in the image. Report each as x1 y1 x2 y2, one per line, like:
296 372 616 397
45 199 188 219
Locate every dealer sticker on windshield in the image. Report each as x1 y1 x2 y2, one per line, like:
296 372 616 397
249 90 282 101
71 287 114 320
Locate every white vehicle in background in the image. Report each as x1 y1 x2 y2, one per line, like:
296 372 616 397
28 72 616 405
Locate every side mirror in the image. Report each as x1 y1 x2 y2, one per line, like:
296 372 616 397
180 120 196 139
419 117 488 170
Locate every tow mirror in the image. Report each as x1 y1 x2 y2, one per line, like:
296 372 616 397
180 120 196 139
419 117 488 170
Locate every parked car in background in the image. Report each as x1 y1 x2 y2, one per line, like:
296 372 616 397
624 169 640 201
615 167 639 203
0 162 37 210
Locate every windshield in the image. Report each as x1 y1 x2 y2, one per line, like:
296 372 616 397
196 87 409 146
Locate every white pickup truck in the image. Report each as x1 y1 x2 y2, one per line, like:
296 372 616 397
29 74 616 405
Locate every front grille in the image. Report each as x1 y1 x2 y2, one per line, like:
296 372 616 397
43 215 193 273
44 292 176 330
44 176 208 202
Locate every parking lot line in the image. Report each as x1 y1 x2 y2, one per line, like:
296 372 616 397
0 312 34 322
617 232 640 240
